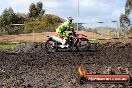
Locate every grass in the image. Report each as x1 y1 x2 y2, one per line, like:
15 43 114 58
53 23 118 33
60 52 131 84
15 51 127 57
0 41 33 50
0 42 19 50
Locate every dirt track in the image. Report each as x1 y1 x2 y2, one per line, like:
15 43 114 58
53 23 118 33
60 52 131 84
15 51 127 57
0 31 104 42
0 42 132 88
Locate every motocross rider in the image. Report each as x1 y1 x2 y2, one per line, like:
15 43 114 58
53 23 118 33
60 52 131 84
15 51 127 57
56 16 73 48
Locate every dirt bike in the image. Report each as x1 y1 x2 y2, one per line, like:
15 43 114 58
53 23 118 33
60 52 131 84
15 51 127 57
45 28 91 53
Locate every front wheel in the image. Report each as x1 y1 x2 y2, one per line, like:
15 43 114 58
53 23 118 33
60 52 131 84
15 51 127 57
45 38 58 53
76 38 91 52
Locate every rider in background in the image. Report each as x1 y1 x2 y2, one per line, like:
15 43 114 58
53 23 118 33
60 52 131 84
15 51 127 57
56 16 73 48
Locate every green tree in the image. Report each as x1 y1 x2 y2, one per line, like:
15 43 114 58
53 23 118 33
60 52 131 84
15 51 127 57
120 14 130 27
28 2 45 18
2 8 14 25
29 3 37 18
0 7 25 35
0 7 15 34
36 2 42 12
36 2 45 16
14 13 26 24
125 0 132 15
126 0 132 8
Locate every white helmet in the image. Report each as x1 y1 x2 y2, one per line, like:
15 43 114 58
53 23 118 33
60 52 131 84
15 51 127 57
66 16 73 23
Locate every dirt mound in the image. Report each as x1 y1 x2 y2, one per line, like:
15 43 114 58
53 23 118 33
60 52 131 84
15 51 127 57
0 42 132 88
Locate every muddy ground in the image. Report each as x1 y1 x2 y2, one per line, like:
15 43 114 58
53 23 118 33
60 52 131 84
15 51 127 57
0 42 132 88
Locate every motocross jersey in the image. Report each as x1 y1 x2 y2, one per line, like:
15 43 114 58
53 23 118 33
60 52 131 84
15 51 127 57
56 20 71 37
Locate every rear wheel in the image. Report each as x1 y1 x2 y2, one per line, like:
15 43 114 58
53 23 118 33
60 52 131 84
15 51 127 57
45 38 58 53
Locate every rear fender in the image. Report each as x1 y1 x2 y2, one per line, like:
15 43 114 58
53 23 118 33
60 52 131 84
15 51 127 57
77 34 87 38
